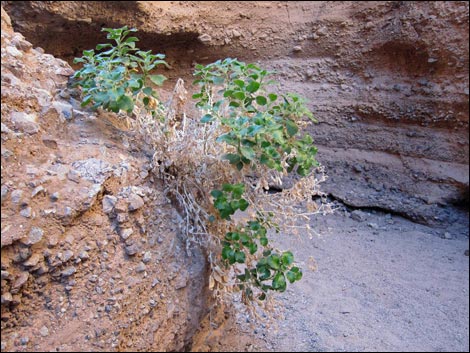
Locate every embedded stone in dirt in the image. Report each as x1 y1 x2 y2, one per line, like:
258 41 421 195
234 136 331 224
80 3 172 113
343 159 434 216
127 193 145 211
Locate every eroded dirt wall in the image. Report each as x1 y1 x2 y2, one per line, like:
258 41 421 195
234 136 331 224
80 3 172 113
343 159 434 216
1 6 208 351
3 1 468 225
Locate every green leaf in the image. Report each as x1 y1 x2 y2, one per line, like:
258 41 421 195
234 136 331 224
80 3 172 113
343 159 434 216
235 251 246 263
73 57 86 64
258 267 271 280
232 91 245 101
83 49 95 57
297 166 308 177
260 237 268 246
239 146 255 160
260 154 270 166
271 130 284 143
255 96 267 106
281 251 294 266
223 154 241 164
200 114 213 123
210 189 223 198
285 119 299 137
286 270 297 283
143 87 153 96
249 221 260 231
222 184 234 192
222 246 232 260
272 272 286 291
149 74 167 86
262 249 271 257
248 242 258 255
231 184 245 198
143 97 150 106
220 209 233 220
268 93 278 102
267 255 281 270
116 95 134 113
124 36 139 43
81 95 93 106
228 251 237 264
240 234 250 245
238 198 249 211
216 133 239 146
246 81 260 93
267 147 281 159
212 76 225 85
129 78 144 90
289 267 303 281
230 200 241 211
233 79 245 88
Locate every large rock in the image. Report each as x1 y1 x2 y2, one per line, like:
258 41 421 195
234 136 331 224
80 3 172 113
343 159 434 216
71 158 112 184
10 112 39 134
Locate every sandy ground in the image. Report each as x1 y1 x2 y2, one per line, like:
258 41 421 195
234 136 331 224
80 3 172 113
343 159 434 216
192 205 469 352
253 207 470 352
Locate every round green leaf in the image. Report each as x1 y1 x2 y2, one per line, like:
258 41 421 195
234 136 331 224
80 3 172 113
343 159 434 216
256 96 267 106
281 251 294 266
238 199 249 211
117 95 134 113
246 81 260 93
272 272 286 291
143 87 153 96
285 119 299 137
210 189 223 198
286 270 297 283
149 74 167 86
260 237 268 247
200 114 213 123
222 154 241 164
267 254 281 270
240 146 255 161
235 251 246 264
232 91 246 100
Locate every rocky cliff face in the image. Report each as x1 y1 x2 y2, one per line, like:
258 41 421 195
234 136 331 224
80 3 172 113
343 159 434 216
1 7 206 351
3 1 468 224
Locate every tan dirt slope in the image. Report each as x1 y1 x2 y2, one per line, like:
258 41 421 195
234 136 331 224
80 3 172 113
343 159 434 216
3 1 469 224
1 7 207 351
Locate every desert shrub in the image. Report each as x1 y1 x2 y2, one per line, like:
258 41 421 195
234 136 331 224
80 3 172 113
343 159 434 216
73 28 331 309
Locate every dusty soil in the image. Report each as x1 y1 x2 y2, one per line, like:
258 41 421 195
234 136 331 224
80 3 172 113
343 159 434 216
270 209 468 352
1 2 469 352
1 8 207 351
191 208 469 352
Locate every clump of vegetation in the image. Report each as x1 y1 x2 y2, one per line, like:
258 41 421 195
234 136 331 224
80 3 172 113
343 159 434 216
73 27 331 309
192 58 323 300
72 26 168 114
